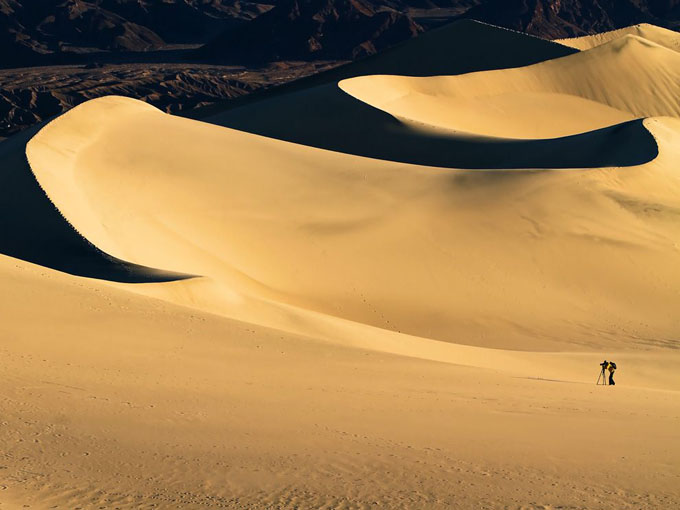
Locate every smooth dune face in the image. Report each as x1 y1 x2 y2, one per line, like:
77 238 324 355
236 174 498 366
3 21 680 510
557 23 680 52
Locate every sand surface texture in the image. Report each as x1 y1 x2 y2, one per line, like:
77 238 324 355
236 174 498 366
1 21 680 510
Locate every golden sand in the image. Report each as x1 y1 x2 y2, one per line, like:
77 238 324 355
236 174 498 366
1 21 679 510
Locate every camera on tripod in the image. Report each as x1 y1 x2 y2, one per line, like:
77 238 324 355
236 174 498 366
597 360 616 386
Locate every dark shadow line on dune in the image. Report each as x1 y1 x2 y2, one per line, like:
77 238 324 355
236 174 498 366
398 119 659 169
0 125 194 283
208 82 659 169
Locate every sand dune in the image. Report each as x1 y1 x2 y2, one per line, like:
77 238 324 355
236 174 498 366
557 23 680 52
2 20 680 510
24 95 680 354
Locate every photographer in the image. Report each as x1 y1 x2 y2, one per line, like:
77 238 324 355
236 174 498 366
599 360 617 386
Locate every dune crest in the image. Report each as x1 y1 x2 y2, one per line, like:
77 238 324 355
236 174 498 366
190 19 577 122
0 118 189 282
557 23 680 52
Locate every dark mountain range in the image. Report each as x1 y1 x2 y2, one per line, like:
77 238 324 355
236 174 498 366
0 60 336 137
196 0 424 62
94 0 271 43
0 0 270 67
463 0 680 39
195 0 680 63
2 0 680 68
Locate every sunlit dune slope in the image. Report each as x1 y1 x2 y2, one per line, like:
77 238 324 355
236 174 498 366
24 96 680 351
557 23 680 52
337 83 632 140
2 252 680 510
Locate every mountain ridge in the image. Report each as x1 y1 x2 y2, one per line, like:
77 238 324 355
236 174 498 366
2 0 679 68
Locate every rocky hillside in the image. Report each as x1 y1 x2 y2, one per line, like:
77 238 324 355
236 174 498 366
0 60 337 138
94 0 272 43
462 0 680 39
195 0 680 63
0 0 270 67
2 1 680 68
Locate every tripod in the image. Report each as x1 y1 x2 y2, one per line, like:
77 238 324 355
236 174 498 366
597 366 608 385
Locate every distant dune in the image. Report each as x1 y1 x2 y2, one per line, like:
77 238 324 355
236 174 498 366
208 30 680 155
2 20 680 510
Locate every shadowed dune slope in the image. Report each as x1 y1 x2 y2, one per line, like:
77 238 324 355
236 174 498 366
204 80 656 167
207 33 680 154
187 20 577 121
24 97 680 351
0 126 191 282
283 19 577 78
557 23 680 52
